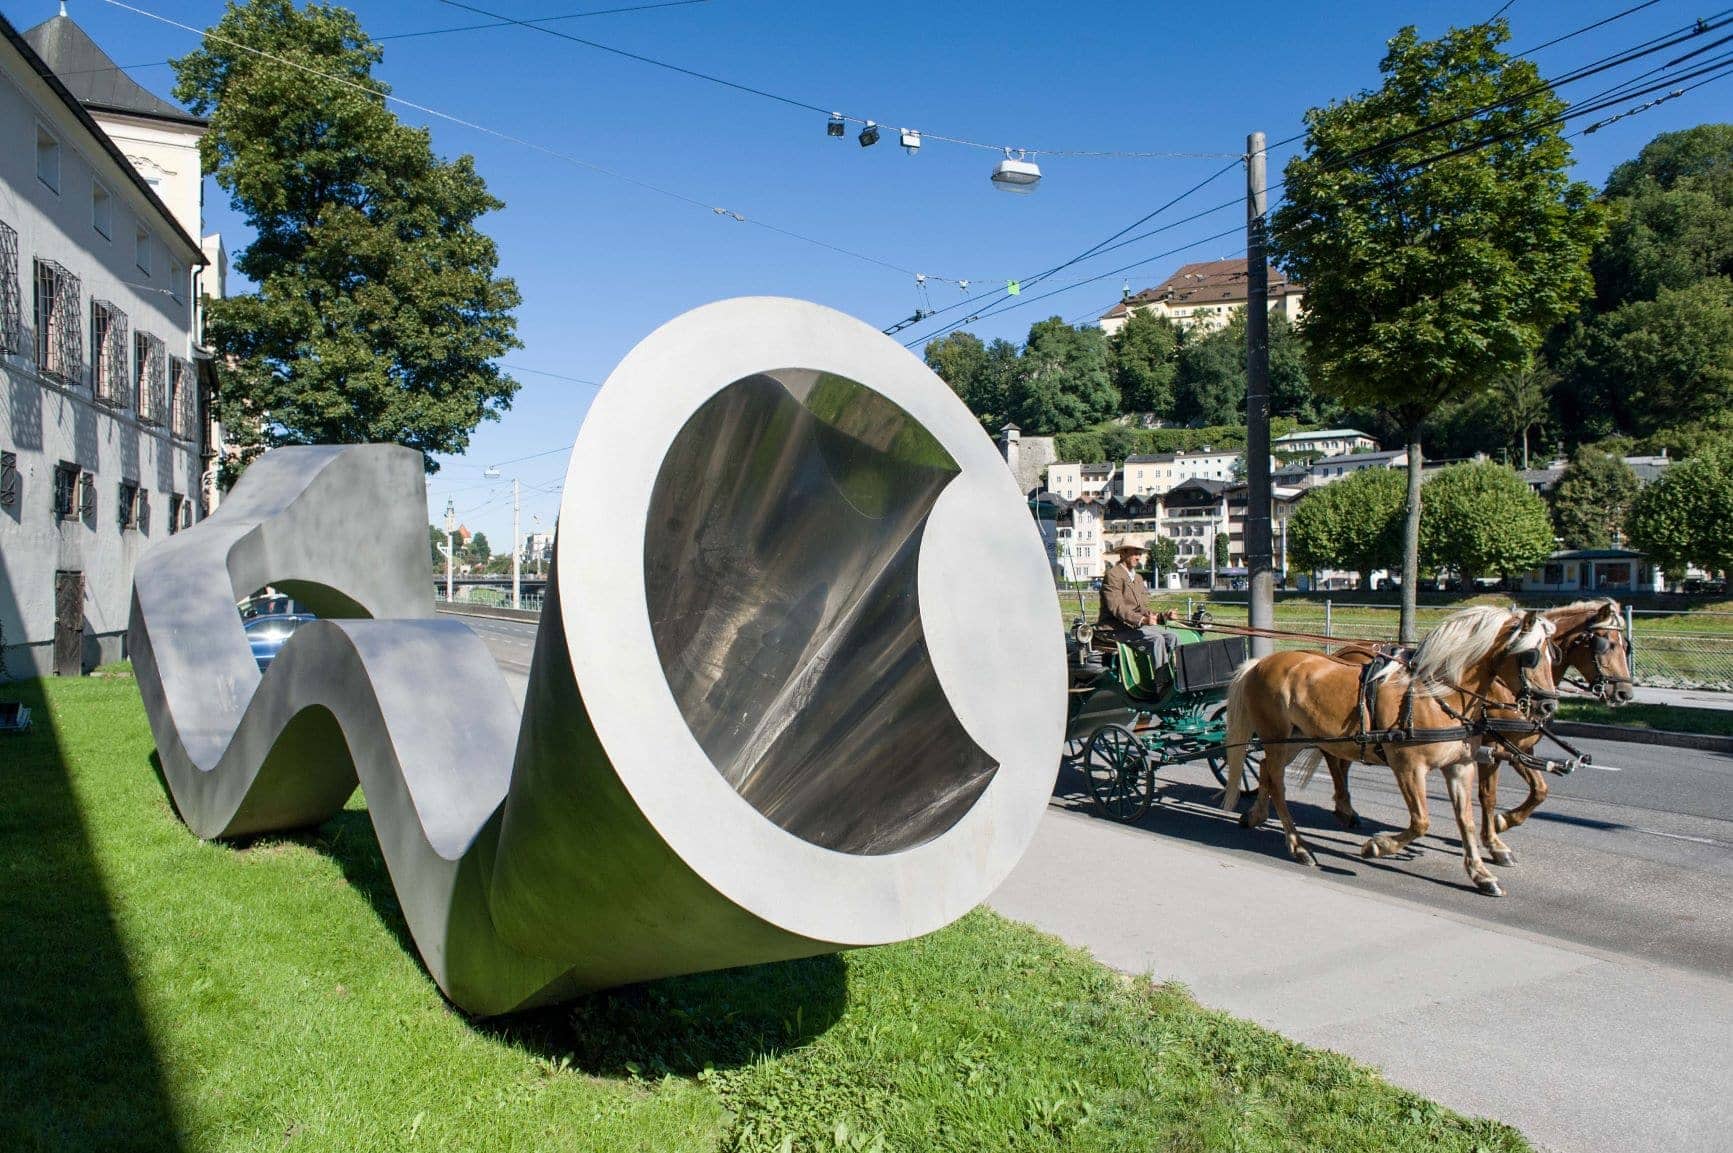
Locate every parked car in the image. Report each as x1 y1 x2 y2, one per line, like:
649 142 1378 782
239 592 304 621
243 613 316 671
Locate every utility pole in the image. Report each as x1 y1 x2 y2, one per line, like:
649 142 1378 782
1244 130 1275 658
443 497 455 604
511 477 521 611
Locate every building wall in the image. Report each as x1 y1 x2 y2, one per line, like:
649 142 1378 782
1045 461 1113 502
88 110 202 242
0 47 205 679
1124 451 1240 496
1099 292 1303 337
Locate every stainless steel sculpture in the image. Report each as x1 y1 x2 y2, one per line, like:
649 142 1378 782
130 297 1065 1016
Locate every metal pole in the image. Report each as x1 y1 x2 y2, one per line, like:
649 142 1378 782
1625 602 1636 679
511 477 521 611
1244 130 1275 658
1325 598 1333 653
444 498 455 604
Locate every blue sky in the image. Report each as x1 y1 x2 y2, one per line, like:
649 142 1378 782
11 0 1727 543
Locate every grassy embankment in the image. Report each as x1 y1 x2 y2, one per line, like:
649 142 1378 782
0 670 1530 1152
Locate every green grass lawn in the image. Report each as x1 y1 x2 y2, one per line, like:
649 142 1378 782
1 672 1530 1152
1556 700 1733 738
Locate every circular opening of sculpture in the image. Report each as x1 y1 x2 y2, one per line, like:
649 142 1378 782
644 369 999 855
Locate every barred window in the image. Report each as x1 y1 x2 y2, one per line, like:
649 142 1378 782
34 259 83 385
54 461 79 520
137 487 151 534
169 356 196 440
80 469 97 525
134 332 166 424
91 300 129 406
168 492 183 534
118 480 139 529
0 220 21 355
1 450 17 509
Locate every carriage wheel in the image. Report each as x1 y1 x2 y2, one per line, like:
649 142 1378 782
1202 702 1262 798
1083 725 1154 823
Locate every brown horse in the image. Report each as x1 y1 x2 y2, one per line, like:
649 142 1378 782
1316 599 1632 864
1221 607 1559 896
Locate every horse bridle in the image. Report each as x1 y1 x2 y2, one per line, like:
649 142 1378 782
1510 643 1560 720
1559 622 1635 702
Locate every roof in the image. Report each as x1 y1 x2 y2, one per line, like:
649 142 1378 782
1167 478 1229 497
0 12 205 262
1548 548 1643 561
23 14 206 126
1312 449 1408 468
1274 428 1371 442
1102 258 1303 319
1079 463 1114 476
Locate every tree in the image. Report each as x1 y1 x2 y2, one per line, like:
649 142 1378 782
1107 309 1179 416
924 331 997 426
174 0 521 473
466 531 492 563
429 524 448 568
1551 446 1640 549
1287 467 1407 588
1593 124 1733 309
1494 355 1556 470
1214 532 1231 570
1626 438 1733 577
1419 462 1556 587
1566 278 1733 437
1270 20 1602 638
1173 317 1245 426
1266 312 1331 424
1005 318 1119 433
1149 536 1178 582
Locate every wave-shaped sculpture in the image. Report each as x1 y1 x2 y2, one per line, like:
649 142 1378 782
129 297 1066 1016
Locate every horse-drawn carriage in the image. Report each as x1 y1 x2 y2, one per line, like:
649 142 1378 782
1064 614 1263 822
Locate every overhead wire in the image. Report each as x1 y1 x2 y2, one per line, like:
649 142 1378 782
376 0 713 41
894 5 1731 343
97 0 992 286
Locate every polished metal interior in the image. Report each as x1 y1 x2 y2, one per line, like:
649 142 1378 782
645 371 998 855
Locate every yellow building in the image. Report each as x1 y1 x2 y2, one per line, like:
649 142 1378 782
1099 258 1303 336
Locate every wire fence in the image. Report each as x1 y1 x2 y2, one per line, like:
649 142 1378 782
1059 589 1733 691
434 588 546 614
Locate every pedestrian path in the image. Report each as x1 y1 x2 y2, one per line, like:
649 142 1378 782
988 807 1733 1153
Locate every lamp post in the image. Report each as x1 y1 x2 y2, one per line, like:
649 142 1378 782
443 497 455 603
483 468 522 610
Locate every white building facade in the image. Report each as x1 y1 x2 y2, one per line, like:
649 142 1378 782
1273 428 1378 458
1308 448 1408 486
1121 448 1241 496
1045 460 1114 502
1 13 213 678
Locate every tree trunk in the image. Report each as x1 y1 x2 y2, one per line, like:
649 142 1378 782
1520 427 1530 471
1400 432 1424 643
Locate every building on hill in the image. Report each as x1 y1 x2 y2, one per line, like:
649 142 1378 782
1519 450 1672 497
1098 257 1304 336
1273 428 1377 458
1309 448 1408 486
1121 448 1241 496
1 9 222 679
1046 460 1115 502
997 423 1055 497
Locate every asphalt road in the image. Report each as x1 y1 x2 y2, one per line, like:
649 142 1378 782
456 610 1733 978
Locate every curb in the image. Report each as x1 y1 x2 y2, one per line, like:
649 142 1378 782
1549 720 1733 754
436 604 541 624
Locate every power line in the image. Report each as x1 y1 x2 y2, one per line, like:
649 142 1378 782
98 0 989 286
434 0 1237 161
376 1 713 41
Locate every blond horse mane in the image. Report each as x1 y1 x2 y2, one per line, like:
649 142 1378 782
1371 605 1554 692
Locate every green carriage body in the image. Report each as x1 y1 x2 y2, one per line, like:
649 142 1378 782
1064 625 1260 822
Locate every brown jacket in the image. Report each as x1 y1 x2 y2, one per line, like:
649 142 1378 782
1098 562 1151 633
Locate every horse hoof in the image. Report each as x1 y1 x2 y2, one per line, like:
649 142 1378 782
1237 811 1255 829
1493 813 1512 834
1360 839 1383 859
1491 849 1517 867
1476 879 1505 898
1334 810 1361 830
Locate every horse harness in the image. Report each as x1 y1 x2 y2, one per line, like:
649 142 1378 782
1347 644 1560 769
1560 621 1635 701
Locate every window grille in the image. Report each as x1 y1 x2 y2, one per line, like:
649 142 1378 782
119 481 139 529
79 469 97 524
0 451 16 508
34 259 83 385
168 492 183 534
137 487 150 534
169 356 196 440
134 332 166 424
91 300 129 406
0 220 21 355
54 462 78 519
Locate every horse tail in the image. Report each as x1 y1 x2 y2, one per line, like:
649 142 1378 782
1221 659 1259 811
1293 747 1323 790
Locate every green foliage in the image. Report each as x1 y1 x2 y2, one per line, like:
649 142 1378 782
1287 468 1407 582
1052 418 1302 465
924 331 1013 428
174 0 521 471
1627 438 1733 575
465 530 491 561
1270 18 1601 630
1420 461 1557 583
1108 309 1180 414
1561 277 1733 437
1006 318 1120 433
5 674 1534 1153
1173 314 1246 426
1593 124 1733 309
1214 531 1231 569
1268 312 1333 424
1493 356 1557 469
1149 536 1179 579
1271 22 1601 422
1550 446 1641 549
428 524 448 568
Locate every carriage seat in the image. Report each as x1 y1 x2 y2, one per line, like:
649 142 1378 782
1113 641 1174 702
1170 635 1250 695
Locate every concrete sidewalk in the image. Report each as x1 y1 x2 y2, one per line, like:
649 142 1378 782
989 808 1733 1153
